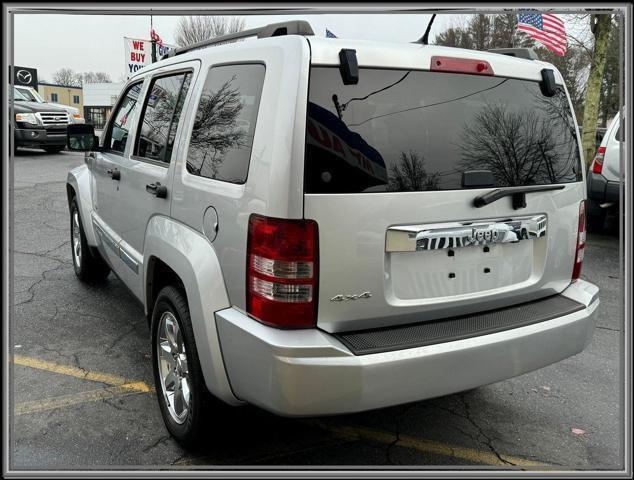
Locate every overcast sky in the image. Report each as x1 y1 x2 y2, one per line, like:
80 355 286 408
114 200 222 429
13 12 588 83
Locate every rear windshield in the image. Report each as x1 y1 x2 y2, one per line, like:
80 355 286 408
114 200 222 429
305 67 582 194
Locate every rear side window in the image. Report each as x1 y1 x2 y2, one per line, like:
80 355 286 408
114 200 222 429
135 72 192 164
185 64 265 184
106 82 143 154
614 122 623 142
305 68 583 194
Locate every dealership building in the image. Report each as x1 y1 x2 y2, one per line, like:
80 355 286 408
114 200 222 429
37 81 84 112
82 82 123 130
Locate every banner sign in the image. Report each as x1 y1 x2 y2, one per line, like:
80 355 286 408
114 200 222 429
124 37 174 78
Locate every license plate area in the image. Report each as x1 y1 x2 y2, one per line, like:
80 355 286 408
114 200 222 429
384 215 547 302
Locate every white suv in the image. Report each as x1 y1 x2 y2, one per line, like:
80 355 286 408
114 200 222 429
66 21 599 448
587 111 623 231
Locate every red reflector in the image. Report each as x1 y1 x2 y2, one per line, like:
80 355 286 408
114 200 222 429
430 56 494 76
572 200 586 282
246 214 319 329
591 147 606 174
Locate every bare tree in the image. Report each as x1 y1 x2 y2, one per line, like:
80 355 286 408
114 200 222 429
457 102 579 186
468 14 493 51
186 76 247 179
387 151 440 192
174 16 246 47
434 14 533 50
81 71 112 85
52 68 82 87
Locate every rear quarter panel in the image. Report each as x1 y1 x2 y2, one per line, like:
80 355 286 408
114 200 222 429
169 36 312 310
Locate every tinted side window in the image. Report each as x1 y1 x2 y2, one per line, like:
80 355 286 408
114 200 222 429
186 64 265 183
107 83 143 154
614 122 623 142
135 73 191 163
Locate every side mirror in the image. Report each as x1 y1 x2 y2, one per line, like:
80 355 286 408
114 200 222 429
67 124 99 151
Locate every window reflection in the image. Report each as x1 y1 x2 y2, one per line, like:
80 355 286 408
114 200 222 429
305 68 582 194
186 64 265 184
108 83 143 153
136 73 191 163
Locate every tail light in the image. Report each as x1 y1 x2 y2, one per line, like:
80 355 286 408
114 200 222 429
430 56 494 76
572 201 586 282
591 146 606 174
246 214 319 329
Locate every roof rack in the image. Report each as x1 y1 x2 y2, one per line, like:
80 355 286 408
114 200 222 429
163 20 315 59
487 48 539 61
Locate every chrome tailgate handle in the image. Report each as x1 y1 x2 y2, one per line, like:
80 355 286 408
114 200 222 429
385 214 547 252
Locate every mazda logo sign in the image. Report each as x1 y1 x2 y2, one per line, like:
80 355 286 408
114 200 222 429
17 69 32 84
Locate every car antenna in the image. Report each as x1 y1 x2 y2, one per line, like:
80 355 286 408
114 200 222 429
417 13 436 45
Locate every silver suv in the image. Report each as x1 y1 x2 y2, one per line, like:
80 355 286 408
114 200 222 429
66 21 599 448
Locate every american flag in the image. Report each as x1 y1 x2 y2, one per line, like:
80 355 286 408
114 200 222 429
150 28 164 47
325 28 338 38
517 12 567 56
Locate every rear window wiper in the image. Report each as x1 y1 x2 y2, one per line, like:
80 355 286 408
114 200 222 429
473 185 565 209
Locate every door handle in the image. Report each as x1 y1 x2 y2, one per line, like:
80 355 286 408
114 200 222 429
107 168 121 181
146 182 168 199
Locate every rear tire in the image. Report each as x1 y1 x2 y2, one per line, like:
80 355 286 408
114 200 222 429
151 285 214 450
44 146 65 153
70 197 111 282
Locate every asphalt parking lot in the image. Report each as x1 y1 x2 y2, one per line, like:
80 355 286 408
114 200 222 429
10 149 624 470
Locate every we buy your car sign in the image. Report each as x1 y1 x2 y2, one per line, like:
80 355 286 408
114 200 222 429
124 37 174 78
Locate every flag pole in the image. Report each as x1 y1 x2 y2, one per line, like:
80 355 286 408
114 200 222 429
150 12 157 63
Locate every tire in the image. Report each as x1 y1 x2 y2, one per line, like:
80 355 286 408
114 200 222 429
70 197 111 282
151 285 214 450
586 200 606 233
44 146 65 153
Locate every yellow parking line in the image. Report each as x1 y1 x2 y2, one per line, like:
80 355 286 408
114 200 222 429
13 355 154 415
16 382 152 416
306 421 547 467
13 355 546 467
13 354 145 387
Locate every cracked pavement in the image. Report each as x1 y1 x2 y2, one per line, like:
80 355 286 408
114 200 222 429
10 149 623 470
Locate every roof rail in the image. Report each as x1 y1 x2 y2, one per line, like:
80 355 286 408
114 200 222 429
163 20 315 59
487 48 539 61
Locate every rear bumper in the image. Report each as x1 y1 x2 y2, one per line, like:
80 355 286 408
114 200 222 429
15 127 67 147
587 171 620 204
216 280 599 416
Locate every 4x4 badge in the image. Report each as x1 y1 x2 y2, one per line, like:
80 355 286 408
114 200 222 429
330 292 372 302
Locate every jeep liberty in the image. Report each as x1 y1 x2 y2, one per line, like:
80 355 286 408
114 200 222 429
66 21 599 447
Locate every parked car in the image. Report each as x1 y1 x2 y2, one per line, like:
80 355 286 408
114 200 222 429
15 85 85 124
13 87 69 153
587 111 623 231
66 21 599 448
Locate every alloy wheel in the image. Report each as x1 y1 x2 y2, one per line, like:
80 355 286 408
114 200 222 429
157 311 190 424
